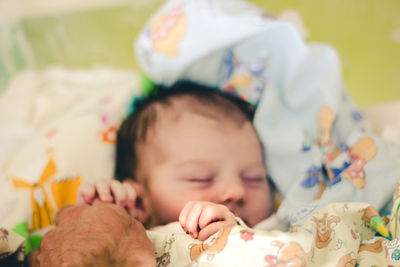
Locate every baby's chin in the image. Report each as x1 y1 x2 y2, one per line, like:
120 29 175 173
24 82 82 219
240 214 270 228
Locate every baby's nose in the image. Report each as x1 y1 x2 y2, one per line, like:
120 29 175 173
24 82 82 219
218 177 245 207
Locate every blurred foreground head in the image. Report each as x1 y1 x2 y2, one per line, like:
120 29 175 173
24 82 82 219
38 203 156 267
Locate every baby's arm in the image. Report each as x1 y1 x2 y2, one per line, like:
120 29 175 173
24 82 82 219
179 201 236 241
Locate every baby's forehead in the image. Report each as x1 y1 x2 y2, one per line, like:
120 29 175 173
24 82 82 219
157 94 208 112
154 94 243 124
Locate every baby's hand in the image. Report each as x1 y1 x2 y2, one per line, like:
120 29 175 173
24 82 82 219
78 179 136 208
179 201 236 241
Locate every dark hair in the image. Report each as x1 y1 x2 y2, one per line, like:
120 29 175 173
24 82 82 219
114 80 255 181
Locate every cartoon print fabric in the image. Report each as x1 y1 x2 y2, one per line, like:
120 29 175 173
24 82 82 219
11 153 82 231
145 186 400 266
136 0 400 227
136 0 274 88
0 67 140 258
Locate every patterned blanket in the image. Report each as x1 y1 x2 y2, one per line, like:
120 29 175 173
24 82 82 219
148 185 400 266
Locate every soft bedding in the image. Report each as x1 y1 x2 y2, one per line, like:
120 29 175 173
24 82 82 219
1 1 400 266
0 67 140 259
148 187 400 266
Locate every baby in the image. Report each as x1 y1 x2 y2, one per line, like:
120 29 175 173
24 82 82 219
79 80 274 240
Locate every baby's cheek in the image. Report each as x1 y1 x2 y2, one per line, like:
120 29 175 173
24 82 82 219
246 189 273 224
152 196 184 224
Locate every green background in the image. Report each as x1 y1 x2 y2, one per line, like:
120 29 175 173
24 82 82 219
1 0 399 107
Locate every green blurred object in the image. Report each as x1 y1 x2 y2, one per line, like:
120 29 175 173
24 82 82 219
1 0 399 107
12 221 42 254
140 75 156 96
0 20 31 94
248 0 400 107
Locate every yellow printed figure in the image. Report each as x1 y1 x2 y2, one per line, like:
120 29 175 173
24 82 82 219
11 154 81 231
312 213 340 249
150 4 187 57
317 105 378 189
51 178 82 210
318 105 335 147
317 105 343 166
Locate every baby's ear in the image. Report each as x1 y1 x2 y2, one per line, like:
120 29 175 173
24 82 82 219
122 178 152 225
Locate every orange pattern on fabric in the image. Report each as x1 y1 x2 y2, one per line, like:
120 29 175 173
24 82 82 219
151 4 187 57
51 178 82 209
12 156 57 231
12 155 82 231
102 125 117 144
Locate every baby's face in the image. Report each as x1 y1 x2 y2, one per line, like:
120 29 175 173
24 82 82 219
135 110 273 227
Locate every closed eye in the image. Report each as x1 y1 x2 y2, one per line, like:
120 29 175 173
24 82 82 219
183 177 214 189
185 177 213 183
242 176 266 184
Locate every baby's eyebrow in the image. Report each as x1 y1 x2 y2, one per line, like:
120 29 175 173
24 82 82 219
173 160 212 167
240 163 267 173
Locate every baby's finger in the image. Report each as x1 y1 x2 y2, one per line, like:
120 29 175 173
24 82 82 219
198 221 230 241
123 182 137 207
95 180 113 203
110 180 127 206
198 204 234 230
184 202 205 239
78 183 96 204
179 201 196 234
